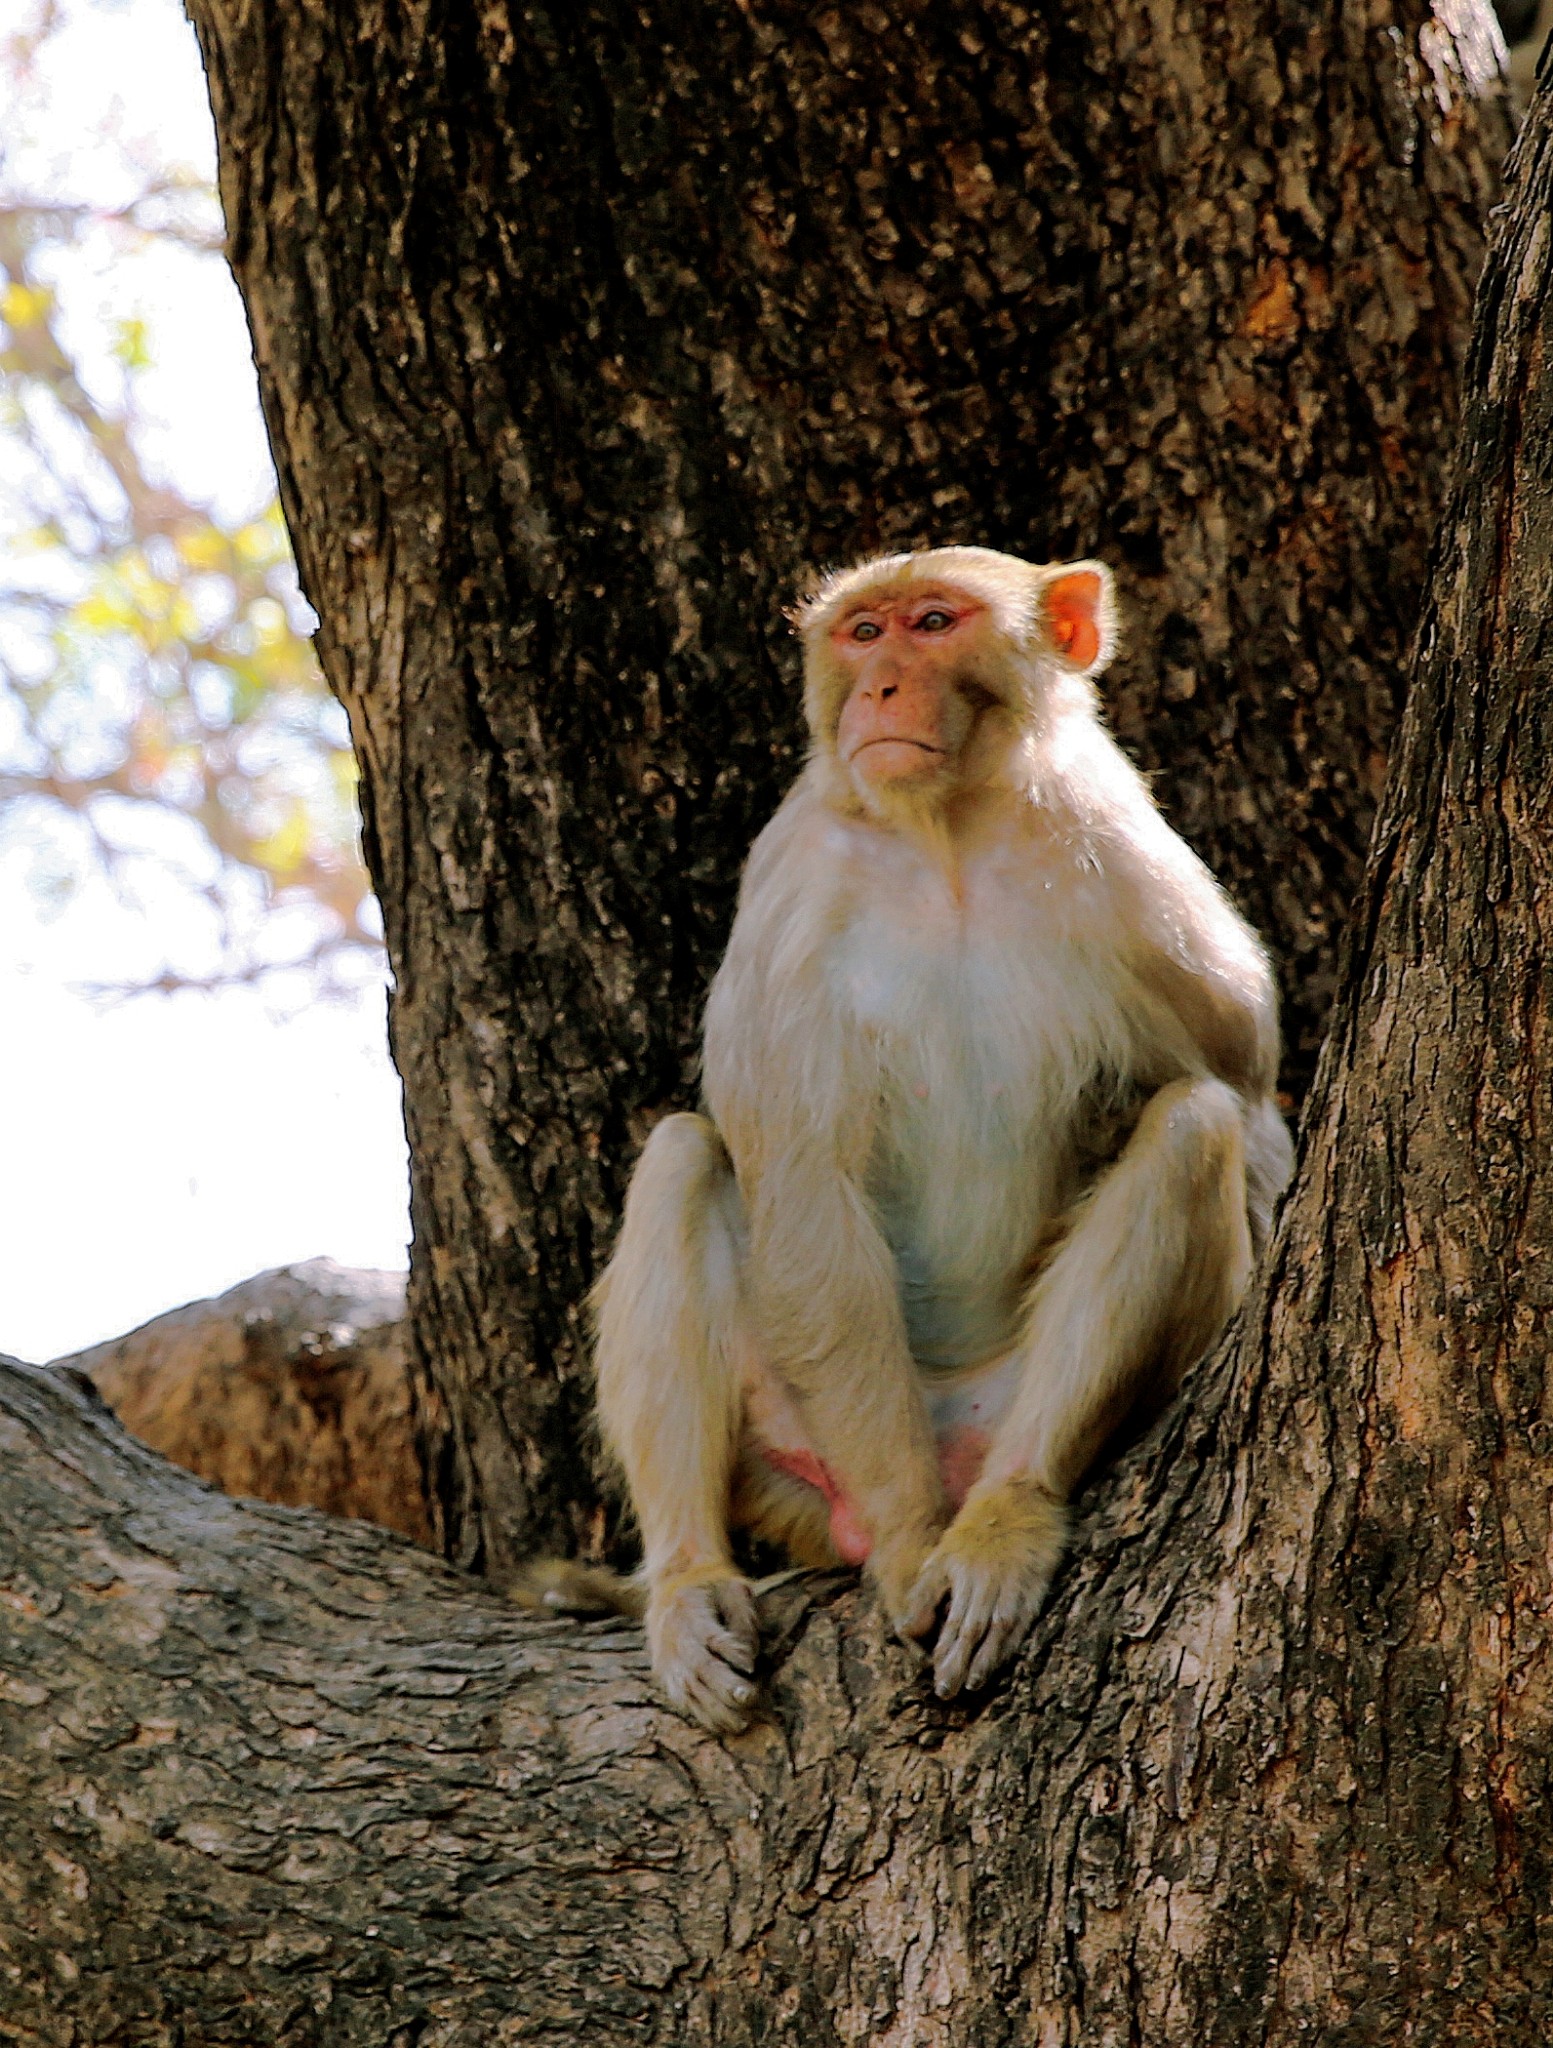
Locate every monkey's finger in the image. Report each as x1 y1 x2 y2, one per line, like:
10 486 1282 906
933 1624 980 1697
705 1598 758 1674
897 1560 951 1641
701 1622 757 1674
899 1597 944 1642
678 1670 754 1736
665 1642 757 1732
962 1574 1048 1692
712 1575 756 1619
648 1579 759 1732
695 1650 758 1715
962 1614 1018 1694
709 1582 759 1656
933 1574 997 1697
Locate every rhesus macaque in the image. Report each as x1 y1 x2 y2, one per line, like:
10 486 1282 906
594 545 1293 1733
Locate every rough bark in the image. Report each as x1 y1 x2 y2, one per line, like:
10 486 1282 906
54 1264 427 1548
185 0 1509 1570
3 49 1552 2046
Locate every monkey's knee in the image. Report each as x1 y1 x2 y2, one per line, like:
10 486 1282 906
1133 1078 1253 1371
602 1111 733 1256
1139 1078 1251 1241
593 1111 739 1340
640 1108 730 1175
1138 1076 1244 1171
1244 1095 1295 1249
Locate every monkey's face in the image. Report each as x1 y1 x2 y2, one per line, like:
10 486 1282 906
825 586 1013 808
795 548 1118 822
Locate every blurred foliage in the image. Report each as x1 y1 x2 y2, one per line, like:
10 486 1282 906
0 0 379 990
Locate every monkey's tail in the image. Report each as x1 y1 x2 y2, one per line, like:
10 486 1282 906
496 1557 647 1622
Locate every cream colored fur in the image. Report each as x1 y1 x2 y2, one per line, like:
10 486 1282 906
594 546 1293 1731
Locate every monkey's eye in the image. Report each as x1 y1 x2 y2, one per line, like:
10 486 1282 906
915 608 955 633
851 619 883 642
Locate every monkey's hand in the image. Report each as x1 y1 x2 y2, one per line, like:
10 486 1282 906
898 1479 1066 1698
867 1521 946 1631
646 1565 760 1735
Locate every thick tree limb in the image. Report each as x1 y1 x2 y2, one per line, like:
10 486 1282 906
0 1349 1221 2045
55 1264 426 1547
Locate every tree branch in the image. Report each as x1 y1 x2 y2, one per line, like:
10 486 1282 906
0 1342 1228 2044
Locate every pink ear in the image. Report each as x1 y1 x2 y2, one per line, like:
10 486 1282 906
1043 570 1103 670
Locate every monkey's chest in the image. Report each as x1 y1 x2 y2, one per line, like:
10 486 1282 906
836 909 1111 1369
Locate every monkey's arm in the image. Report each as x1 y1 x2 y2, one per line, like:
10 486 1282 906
899 791 1292 1697
1106 793 1283 1099
701 804 946 1609
904 1076 1255 1695
1053 726 1281 1097
1112 809 1295 1239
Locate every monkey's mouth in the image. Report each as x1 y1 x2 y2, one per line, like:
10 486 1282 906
847 737 945 763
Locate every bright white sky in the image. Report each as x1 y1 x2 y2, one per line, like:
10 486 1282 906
0 0 410 1362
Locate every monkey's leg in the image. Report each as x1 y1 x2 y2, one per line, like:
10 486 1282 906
593 1111 771 1734
904 1077 1253 1697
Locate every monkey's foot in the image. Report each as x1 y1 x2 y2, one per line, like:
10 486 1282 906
646 1566 759 1735
868 1523 947 1630
899 1479 1066 1698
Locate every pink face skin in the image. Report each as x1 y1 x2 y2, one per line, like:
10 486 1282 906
830 588 988 794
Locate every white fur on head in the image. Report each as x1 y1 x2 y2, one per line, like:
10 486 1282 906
791 545 1118 745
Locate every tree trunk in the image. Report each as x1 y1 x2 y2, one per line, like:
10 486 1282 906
3 16 1552 2048
186 0 1507 1571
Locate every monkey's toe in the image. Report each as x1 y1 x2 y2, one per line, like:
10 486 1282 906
903 1484 1065 1697
933 1565 1045 1696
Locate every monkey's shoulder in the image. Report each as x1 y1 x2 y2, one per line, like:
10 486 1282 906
727 771 848 914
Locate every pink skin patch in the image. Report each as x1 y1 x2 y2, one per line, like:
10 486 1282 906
761 1426 992 1566
937 1426 991 1511
762 1445 874 1564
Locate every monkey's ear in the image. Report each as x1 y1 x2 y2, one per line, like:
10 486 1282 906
1035 561 1117 676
